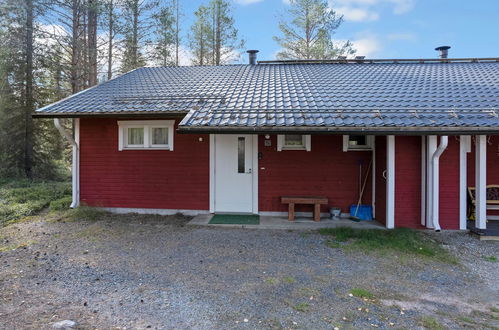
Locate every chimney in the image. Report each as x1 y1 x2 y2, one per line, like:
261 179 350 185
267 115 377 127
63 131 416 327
435 46 451 59
247 50 259 65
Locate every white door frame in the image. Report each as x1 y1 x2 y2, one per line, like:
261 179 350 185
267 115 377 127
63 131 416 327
209 134 259 214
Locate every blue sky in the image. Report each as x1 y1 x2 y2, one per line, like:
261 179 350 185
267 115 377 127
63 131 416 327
181 0 499 62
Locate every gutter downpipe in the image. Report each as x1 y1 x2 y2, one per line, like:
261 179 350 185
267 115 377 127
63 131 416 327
54 118 80 208
431 136 448 232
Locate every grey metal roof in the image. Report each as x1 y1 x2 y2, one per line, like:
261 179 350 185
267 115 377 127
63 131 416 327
35 60 499 132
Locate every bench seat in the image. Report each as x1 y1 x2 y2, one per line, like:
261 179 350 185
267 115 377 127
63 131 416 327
281 196 328 222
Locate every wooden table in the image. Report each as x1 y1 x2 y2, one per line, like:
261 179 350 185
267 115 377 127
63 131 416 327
281 196 329 222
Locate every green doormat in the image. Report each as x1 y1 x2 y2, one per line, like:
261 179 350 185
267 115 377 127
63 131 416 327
209 214 260 225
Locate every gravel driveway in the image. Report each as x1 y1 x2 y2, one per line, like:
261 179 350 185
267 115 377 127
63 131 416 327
0 211 498 329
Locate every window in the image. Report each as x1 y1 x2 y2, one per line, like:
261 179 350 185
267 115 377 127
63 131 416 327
277 134 311 151
238 137 245 173
118 120 174 151
343 135 373 151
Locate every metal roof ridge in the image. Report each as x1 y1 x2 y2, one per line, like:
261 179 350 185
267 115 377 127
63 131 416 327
257 57 499 65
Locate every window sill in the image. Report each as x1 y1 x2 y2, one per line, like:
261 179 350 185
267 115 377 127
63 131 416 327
121 147 172 151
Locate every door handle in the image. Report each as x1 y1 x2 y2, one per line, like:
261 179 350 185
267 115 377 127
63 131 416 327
246 168 252 174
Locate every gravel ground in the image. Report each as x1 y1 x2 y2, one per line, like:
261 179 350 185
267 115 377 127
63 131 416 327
0 212 498 329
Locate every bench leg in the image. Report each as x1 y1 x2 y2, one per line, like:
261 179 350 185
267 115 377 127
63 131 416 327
314 204 321 222
288 203 295 221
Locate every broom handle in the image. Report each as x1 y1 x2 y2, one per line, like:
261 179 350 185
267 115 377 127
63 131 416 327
354 159 373 216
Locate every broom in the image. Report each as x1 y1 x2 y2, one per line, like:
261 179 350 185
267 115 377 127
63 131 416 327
350 158 373 222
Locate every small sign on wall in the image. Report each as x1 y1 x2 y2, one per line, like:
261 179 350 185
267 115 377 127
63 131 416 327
264 140 271 147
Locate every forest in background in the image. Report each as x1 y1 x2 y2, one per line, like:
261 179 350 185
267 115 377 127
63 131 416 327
0 0 354 181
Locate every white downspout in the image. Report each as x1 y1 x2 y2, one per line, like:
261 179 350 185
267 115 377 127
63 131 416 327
431 136 448 232
54 118 80 208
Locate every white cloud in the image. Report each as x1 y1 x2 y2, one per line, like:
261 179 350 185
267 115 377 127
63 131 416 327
352 35 382 57
387 0 414 14
333 0 414 22
235 0 264 4
336 6 379 22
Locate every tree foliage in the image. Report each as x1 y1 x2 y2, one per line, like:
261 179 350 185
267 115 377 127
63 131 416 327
0 0 249 180
274 0 355 60
189 0 244 65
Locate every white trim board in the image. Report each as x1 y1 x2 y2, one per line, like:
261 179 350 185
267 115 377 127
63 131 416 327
386 135 395 229
101 207 211 216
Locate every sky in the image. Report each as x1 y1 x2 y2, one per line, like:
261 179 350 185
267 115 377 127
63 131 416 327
180 0 499 63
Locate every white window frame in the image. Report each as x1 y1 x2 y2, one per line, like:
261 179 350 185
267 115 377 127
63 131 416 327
343 135 373 152
277 134 311 151
118 120 174 151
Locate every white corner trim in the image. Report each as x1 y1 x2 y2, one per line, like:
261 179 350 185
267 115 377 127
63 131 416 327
426 136 437 228
386 135 395 229
54 118 80 208
475 135 487 229
209 134 215 213
459 135 471 230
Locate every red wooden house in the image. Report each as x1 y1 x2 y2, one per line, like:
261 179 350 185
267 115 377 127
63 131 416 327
35 52 499 233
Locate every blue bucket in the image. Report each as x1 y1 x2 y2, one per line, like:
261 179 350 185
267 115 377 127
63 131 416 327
350 205 373 221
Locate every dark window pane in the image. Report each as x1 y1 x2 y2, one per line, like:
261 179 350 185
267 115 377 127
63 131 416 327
238 137 245 173
349 135 367 146
284 135 303 146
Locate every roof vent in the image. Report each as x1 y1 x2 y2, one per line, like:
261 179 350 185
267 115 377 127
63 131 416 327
337 55 347 60
355 55 365 63
435 46 451 59
247 50 259 65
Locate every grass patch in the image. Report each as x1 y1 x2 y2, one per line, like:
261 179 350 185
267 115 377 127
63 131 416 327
0 240 36 253
0 180 71 226
483 256 497 262
49 196 73 211
418 316 444 330
265 277 279 285
292 302 310 312
68 206 109 221
325 239 341 249
318 227 458 264
282 276 295 284
350 288 374 299
491 307 499 313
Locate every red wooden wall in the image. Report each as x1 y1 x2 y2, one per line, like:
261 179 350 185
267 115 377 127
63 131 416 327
258 135 373 213
438 137 460 229
394 136 423 228
79 118 210 210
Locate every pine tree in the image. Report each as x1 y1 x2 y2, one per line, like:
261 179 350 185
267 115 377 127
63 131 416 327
208 0 244 65
101 0 121 80
189 0 244 66
152 4 175 66
189 5 211 66
273 0 355 60
120 0 158 72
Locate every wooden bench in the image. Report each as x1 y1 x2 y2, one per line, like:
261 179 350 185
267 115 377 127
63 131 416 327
281 196 328 222
468 185 499 217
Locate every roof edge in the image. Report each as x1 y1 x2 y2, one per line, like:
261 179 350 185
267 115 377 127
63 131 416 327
258 57 499 65
34 67 142 114
176 125 499 135
32 111 188 119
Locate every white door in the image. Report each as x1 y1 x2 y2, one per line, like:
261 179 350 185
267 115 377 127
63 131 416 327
214 134 255 213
